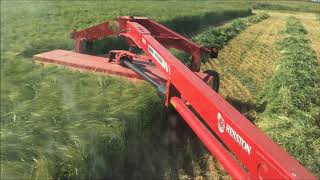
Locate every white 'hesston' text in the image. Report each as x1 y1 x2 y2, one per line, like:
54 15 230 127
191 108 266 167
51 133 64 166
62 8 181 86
226 124 252 155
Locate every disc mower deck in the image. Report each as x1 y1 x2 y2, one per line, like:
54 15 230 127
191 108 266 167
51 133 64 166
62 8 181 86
34 49 166 82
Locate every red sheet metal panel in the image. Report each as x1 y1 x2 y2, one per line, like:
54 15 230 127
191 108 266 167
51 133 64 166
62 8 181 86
33 49 166 83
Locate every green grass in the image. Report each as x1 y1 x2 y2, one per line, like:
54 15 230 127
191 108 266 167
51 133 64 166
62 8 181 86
258 16 320 115
1 56 163 179
256 16 320 177
2 0 319 179
193 13 270 49
252 1 320 13
1 1 254 179
172 13 269 67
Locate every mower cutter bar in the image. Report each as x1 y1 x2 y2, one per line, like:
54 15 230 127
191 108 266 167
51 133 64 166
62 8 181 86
33 49 166 83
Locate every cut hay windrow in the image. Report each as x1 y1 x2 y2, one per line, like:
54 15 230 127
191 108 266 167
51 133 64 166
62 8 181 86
258 16 320 116
256 16 320 177
193 13 270 49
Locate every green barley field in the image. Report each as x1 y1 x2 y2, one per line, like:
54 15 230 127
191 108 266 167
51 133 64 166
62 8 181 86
1 1 320 179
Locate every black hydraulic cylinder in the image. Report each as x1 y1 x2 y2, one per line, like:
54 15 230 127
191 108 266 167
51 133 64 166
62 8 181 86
122 59 166 97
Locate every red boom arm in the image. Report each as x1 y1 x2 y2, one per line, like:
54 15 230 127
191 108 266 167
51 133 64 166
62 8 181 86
115 17 315 179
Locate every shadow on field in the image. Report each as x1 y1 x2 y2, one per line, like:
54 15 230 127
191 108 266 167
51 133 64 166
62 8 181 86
76 9 252 56
226 97 257 122
162 9 252 36
20 9 252 58
86 103 212 180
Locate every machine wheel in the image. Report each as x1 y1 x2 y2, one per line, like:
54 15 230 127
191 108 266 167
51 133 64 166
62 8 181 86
129 45 141 54
79 40 93 54
204 70 220 93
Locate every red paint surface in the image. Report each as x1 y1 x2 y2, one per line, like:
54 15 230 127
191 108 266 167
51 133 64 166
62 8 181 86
34 49 166 83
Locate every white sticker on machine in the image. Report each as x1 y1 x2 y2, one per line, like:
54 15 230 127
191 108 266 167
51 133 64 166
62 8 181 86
217 112 252 155
148 45 170 74
142 38 146 45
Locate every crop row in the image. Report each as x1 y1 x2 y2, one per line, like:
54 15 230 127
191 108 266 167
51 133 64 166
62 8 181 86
193 13 270 49
256 16 320 177
258 16 320 117
252 2 320 13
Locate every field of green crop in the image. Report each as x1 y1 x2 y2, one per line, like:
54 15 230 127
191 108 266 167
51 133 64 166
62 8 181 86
251 1 320 13
1 0 320 180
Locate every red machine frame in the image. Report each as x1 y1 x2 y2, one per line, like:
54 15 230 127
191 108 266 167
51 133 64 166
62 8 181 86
34 16 316 179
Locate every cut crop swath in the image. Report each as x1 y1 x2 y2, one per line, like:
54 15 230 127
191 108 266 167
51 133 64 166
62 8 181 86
256 16 320 177
193 13 270 49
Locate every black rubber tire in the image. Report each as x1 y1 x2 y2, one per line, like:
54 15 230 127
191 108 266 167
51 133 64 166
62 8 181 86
129 45 140 54
204 70 220 93
79 40 93 54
